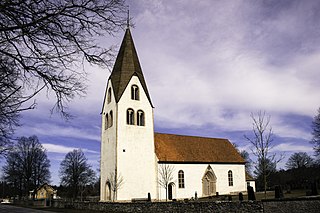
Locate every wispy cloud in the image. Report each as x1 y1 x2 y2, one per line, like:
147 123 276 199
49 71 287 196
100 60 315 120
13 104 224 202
273 143 313 153
18 122 100 142
43 143 99 154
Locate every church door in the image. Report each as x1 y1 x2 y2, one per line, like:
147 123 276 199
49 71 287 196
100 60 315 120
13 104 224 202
202 171 216 196
168 183 174 200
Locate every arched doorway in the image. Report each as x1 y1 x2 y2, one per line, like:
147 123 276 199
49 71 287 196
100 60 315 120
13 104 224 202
202 166 217 197
105 182 111 201
168 182 175 200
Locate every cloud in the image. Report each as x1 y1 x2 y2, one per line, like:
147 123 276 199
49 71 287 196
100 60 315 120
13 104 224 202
128 0 320 139
273 143 313 153
14 0 320 184
43 143 98 154
18 121 100 142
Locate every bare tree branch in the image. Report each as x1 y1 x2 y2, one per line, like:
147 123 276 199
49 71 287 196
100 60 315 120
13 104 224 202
0 0 127 148
158 164 175 201
244 111 283 198
107 169 124 202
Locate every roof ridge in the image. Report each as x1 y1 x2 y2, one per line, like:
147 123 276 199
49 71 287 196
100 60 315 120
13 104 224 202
154 132 228 141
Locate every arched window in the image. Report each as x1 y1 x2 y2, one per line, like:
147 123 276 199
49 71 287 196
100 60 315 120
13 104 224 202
105 181 111 201
107 88 112 103
109 111 113 127
126 108 135 125
105 113 109 130
228 170 233 186
137 110 145 126
131 85 139 100
178 170 185 188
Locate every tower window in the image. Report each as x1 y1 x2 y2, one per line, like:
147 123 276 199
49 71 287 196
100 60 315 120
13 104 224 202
137 110 145 126
178 170 185 188
126 108 135 125
228 170 233 186
131 85 139 100
105 113 109 130
107 88 112 104
109 111 113 128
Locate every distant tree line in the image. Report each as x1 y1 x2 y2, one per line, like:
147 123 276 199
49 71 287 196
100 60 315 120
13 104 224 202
254 152 320 192
1 135 98 200
243 108 320 195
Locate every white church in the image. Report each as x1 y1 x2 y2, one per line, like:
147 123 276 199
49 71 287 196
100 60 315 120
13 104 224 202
100 27 254 201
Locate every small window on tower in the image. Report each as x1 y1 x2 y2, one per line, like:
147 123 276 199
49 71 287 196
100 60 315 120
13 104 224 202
109 111 113 127
137 110 145 126
126 108 135 125
105 113 109 130
131 85 139 100
107 88 112 103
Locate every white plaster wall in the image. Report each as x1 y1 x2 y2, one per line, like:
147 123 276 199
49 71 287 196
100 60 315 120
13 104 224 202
158 163 246 200
100 80 117 201
116 76 157 200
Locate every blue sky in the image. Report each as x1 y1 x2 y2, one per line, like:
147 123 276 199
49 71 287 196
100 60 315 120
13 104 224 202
3 0 320 185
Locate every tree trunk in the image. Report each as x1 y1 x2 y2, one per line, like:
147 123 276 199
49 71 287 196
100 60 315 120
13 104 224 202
264 172 267 199
165 185 168 201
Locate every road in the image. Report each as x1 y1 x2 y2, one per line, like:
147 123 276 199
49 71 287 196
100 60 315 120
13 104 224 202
0 204 56 213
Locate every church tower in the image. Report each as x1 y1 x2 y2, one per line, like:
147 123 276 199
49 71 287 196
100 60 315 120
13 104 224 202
100 27 157 201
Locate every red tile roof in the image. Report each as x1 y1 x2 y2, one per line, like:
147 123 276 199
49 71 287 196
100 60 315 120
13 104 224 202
154 133 245 164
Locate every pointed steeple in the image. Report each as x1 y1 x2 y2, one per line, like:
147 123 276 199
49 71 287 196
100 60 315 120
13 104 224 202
109 28 153 107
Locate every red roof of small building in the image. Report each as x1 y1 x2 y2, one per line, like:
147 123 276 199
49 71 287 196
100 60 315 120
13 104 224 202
154 133 245 164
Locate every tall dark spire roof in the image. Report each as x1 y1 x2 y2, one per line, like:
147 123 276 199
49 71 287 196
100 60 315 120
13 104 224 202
109 28 153 107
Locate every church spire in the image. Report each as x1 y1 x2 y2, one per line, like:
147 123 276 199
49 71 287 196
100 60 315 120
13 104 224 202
126 9 130 29
108 27 153 107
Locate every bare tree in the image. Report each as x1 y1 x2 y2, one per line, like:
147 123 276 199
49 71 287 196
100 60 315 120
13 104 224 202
232 143 253 175
2 135 50 198
0 64 21 156
244 111 282 198
0 0 127 144
158 164 175 201
107 169 124 202
254 158 276 191
286 152 314 169
311 107 320 156
59 149 95 200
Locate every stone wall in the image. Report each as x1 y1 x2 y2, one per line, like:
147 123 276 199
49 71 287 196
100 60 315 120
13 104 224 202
263 198 320 213
52 200 263 213
52 198 320 213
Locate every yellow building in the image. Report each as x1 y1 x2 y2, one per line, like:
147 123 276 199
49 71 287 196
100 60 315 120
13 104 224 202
30 183 57 200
